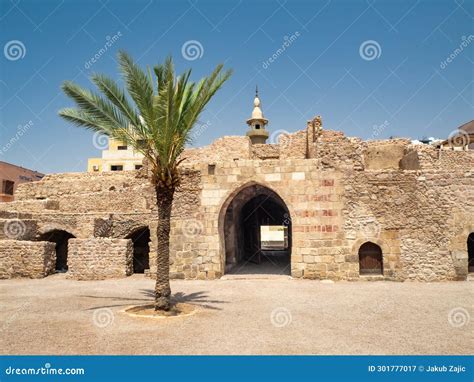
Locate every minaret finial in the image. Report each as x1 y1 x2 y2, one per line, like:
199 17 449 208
246 86 269 144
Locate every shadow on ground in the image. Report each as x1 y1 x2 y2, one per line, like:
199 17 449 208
81 290 226 311
142 290 226 310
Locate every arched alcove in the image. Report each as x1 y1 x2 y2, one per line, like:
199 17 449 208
358 241 383 275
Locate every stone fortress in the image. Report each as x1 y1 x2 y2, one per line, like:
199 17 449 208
0 91 473 282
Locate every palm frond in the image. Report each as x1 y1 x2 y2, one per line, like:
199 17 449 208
118 51 155 130
91 73 141 128
59 51 232 189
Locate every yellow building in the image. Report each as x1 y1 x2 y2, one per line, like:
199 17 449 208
87 138 144 172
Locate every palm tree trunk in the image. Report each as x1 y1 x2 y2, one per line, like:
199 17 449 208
154 186 174 311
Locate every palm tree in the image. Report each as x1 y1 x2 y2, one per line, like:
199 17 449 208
59 51 231 310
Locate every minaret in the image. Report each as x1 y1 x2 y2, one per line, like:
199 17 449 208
246 86 269 144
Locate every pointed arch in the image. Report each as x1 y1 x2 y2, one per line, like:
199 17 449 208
358 241 383 275
218 181 292 275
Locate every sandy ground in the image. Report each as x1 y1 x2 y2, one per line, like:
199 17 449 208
0 274 472 355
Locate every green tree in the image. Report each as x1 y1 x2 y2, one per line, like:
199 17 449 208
59 52 231 310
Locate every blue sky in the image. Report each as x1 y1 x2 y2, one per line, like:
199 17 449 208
0 0 472 174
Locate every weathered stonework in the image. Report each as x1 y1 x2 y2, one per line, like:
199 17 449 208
0 240 55 279
0 117 472 281
67 238 133 280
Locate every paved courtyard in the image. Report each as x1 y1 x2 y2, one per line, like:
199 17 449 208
1 274 472 355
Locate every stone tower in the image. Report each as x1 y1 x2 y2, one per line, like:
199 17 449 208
246 87 269 144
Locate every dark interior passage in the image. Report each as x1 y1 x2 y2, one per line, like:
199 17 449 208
39 230 75 272
468 233 474 273
127 227 150 273
223 184 291 275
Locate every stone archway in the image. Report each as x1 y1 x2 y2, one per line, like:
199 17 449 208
38 230 76 272
220 183 291 275
126 227 150 274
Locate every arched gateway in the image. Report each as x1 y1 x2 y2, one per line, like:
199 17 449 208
220 183 291 275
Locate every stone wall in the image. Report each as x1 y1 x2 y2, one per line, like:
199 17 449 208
0 240 55 279
0 123 472 282
14 171 152 213
363 140 410 170
309 130 364 170
403 144 474 171
165 151 473 281
165 157 346 280
67 238 133 280
342 169 473 281
251 144 280 159
0 218 38 240
279 130 307 159
183 136 251 164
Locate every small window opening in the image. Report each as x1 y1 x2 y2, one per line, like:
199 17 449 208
2 180 14 195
